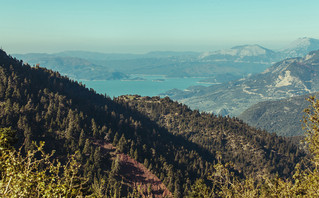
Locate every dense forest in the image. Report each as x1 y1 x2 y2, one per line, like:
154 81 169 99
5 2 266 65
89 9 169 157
116 96 304 177
0 49 314 197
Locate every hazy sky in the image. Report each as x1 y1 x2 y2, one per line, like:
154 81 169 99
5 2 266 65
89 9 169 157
1 0 319 53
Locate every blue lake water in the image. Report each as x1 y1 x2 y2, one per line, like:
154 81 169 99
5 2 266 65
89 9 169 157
81 75 209 97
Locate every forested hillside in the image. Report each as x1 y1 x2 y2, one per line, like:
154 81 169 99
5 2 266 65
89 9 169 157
0 49 216 196
0 49 306 197
239 93 319 136
117 95 304 178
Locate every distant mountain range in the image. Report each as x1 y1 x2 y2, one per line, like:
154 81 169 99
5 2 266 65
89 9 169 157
199 44 280 63
14 49 270 80
200 37 319 61
14 37 319 82
164 48 319 117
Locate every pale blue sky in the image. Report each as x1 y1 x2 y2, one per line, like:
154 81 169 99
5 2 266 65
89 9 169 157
1 0 319 53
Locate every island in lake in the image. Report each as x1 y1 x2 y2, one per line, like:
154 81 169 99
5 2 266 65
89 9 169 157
152 79 165 82
122 77 146 81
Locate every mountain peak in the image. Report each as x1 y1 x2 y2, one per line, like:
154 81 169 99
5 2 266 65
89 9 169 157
200 44 274 58
281 37 319 57
285 37 312 48
230 44 271 56
231 44 264 50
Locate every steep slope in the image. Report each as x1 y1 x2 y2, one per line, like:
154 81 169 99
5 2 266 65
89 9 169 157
0 49 214 196
165 50 319 116
239 92 319 136
116 95 304 178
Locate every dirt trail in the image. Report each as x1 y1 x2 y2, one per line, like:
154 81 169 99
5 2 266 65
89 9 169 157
98 141 172 198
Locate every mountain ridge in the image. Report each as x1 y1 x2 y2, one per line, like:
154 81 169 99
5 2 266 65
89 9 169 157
200 44 279 62
15 38 319 82
164 49 319 116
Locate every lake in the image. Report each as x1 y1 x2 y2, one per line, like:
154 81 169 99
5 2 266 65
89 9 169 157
81 75 209 97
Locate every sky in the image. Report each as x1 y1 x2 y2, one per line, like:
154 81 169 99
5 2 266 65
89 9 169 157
1 0 319 54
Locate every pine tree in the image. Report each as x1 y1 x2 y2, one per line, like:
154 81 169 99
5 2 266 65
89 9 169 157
91 118 98 137
116 134 127 153
134 149 138 161
79 129 85 147
113 132 119 145
111 155 121 176
83 139 90 155
94 147 101 168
